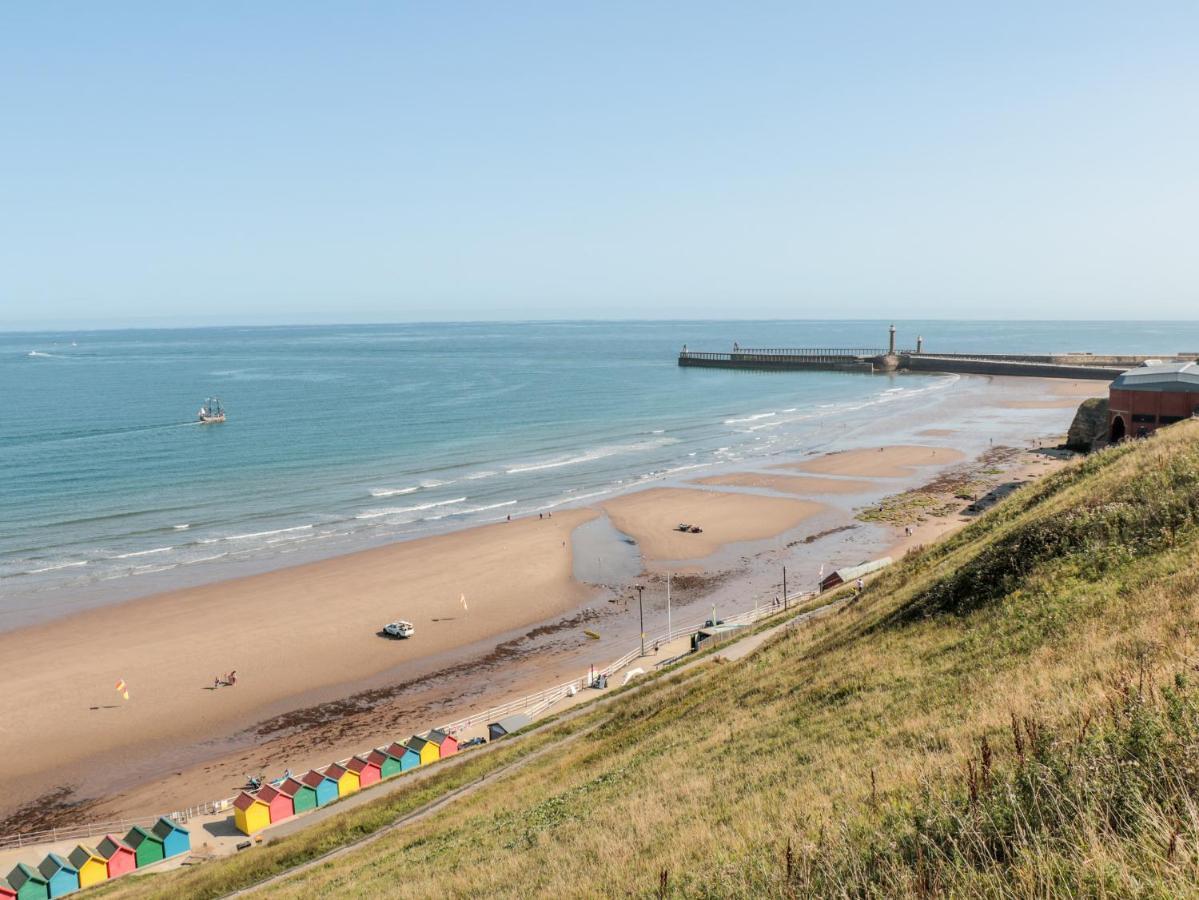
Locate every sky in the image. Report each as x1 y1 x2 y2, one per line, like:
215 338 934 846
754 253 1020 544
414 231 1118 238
1 2 1197 328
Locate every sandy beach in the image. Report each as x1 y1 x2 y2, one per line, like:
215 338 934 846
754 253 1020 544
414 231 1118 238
1000 379 1108 409
0 373 1088 834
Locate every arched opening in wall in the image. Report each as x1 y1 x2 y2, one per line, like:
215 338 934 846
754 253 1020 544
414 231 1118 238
1110 415 1126 443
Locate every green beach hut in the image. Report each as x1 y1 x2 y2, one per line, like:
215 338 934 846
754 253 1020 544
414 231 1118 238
368 747 403 779
124 824 165 867
279 776 317 814
4 864 48 900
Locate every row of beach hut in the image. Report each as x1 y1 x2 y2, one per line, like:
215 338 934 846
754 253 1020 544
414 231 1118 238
2 818 189 899
233 729 458 835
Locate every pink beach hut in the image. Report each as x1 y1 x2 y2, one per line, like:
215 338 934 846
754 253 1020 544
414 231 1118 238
96 835 136 879
428 729 458 758
0 877 16 900
347 755 381 788
256 784 293 823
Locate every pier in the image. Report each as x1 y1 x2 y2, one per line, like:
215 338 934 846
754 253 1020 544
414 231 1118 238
678 328 1197 381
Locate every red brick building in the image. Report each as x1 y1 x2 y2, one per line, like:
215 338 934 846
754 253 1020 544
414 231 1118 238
1109 362 1199 441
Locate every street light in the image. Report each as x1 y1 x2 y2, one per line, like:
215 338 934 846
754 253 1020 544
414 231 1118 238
635 584 645 657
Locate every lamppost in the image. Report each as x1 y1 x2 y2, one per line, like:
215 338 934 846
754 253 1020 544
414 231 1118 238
635 584 645 657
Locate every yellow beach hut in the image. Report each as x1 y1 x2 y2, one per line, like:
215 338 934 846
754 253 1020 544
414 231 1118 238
67 845 108 889
408 735 440 766
325 762 359 797
233 791 271 836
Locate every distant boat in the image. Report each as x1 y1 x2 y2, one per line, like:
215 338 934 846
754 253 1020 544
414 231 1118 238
198 397 226 424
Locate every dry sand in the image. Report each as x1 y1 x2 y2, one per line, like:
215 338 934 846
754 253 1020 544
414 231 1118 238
780 444 967 479
603 487 825 563
693 472 877 495
0 510 595 813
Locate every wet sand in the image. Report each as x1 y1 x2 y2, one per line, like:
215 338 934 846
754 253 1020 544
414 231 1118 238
780 444 967 478
693 472 876 495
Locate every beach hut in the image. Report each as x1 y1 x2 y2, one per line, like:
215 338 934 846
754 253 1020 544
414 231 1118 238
4 865 47 900
279 776 318 814
386 742 421 773
488 713 532 742
325 762 360 797
66 846 108 889
256 784 294 823
36 855 77 899
428 729 459 758
347 754 382 788
301 769 339 806
367 747 403 779
151 817 190 858
124 824 165 867
96 835 136 879
407 735 440 766
0 877 16 900
233 791 271 836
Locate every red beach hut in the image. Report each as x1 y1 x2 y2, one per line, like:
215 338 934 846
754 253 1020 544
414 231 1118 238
428 729 458 758
256 784 294 823
0 877 16 900
96 835 136 879
347 755 381 788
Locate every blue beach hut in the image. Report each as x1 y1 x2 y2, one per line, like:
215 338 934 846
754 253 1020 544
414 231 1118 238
36 855 77 899
300 769 339 806
386 741 421 772
151 817 190 858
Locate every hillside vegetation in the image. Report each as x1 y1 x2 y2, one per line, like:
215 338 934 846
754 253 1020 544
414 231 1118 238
102 422 1199 898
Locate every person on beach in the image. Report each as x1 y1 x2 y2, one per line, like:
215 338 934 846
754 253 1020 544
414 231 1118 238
213 675 221 689
228 670 237 686
539 512 543 520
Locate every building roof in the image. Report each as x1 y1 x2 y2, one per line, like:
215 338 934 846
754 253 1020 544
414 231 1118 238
325 762 350 779
428 729 453 745
301 769 334 788
828 557 893 582
38 853 75 877
1112 361 1199 393
491 713 532 735
233 791 267 811
279 777 310 798
257 784 284 803
7 863 45 885
97 835 132 857
152 816 188 838
67 846 104 869
366 749 391 767
126 825 162 847
407 736 433 751
387 741 417 758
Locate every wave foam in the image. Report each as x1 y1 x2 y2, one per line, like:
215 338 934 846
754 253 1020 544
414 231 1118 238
355 497 467 520
369 486 419 498
506 438 677 475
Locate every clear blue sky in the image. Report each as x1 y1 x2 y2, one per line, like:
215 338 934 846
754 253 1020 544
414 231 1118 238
2 2 1196 327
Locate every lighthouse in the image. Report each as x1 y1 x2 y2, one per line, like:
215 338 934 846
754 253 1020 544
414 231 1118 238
888 324 896 355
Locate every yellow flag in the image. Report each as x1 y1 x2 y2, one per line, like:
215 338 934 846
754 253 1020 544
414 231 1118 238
115 679 129 701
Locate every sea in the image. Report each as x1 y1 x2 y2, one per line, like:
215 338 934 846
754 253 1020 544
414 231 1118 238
3 319 1198 626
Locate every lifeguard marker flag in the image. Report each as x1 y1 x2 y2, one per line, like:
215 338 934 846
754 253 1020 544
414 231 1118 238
116 679 129 700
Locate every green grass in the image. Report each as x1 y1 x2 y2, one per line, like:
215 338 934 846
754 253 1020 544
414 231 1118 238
102 422 1199 898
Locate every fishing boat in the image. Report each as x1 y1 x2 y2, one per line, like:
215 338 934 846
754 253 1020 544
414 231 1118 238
198 397 226 424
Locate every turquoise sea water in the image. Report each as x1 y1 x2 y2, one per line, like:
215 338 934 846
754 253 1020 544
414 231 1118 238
3 320 1197 623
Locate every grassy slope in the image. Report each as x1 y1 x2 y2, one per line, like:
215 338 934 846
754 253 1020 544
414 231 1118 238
103 423 1199 898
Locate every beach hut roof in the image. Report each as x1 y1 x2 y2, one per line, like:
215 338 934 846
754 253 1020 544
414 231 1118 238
366 748 391 766
832 557 893 582
301 769 334 788
152 816 189 839
234 791 267 812
279 777 308 797
38 853 76 878
8 863 45 886
347 755 374 774
67 845 104 869
257 784 283 803
428 729 452 745
386 741 413 757
326 762 349 778
97 834 132 857
492 713 533 735
126 825 162 847
407 735 432 750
